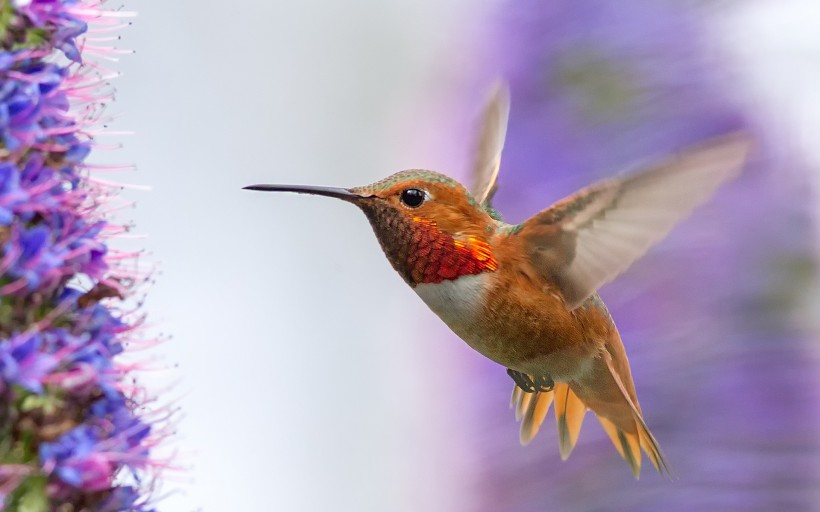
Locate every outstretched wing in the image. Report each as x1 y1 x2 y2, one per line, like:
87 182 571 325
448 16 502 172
470 82 510 205
520 133 752 309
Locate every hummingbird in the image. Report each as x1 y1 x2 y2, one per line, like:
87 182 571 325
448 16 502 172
244 85 751 477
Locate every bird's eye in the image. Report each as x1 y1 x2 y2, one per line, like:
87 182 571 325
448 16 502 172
400 188 426 208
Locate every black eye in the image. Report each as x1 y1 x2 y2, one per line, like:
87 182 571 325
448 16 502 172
400 188 426 208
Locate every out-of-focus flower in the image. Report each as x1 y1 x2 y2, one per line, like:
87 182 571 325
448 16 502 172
0 1 165 510
440 1 820 510
0 334 57 393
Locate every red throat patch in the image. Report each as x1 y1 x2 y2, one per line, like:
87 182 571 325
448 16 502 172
409 216 498 284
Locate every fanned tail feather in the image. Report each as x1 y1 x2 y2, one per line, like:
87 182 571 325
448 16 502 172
635 409 669 476
602 357 672 478
598 405 668 478
511 386 555 445
509 370 670 478
510 379 587 456
553 382 587 459
598 416 642 478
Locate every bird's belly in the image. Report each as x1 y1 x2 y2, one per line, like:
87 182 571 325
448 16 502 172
414 273 489 330
414 273 600 379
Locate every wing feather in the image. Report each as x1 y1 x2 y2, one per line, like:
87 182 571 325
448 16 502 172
521 133 752 309
470 82 510 205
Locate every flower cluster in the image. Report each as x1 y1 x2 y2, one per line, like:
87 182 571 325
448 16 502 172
443 1 820 510
1 1 162 510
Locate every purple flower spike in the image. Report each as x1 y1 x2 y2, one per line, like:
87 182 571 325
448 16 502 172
0 0 167 510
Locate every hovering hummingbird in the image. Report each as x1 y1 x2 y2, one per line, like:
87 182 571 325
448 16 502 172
245 85 751 477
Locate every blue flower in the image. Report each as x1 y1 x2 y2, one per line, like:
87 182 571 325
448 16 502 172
0 62 71 150
40 425 114 491
0 163 29 224
11 0 88 62
99 485 156 512
0 334 57 393
39 398 153 491
4 224 63 290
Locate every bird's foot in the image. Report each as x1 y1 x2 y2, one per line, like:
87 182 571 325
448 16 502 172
507 369 554 393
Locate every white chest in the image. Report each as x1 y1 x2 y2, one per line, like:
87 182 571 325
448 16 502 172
413 273 489 328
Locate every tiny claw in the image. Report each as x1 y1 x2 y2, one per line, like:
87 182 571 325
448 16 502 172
532 374 555 392
507 368 554 393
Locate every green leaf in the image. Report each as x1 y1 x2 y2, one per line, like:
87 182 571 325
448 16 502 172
19 390 62 415
0 2 13 44
20 28 50 49
7 476 49 512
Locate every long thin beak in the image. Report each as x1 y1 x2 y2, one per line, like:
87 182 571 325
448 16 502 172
242 184 368 203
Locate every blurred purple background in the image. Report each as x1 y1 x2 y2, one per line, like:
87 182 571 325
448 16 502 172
428 1 820 510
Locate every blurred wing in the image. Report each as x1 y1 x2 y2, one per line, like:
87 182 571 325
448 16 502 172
470 82 510 205
521 133 752 309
